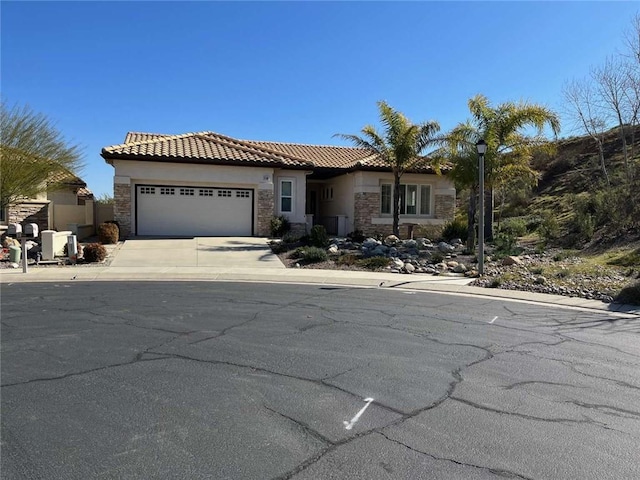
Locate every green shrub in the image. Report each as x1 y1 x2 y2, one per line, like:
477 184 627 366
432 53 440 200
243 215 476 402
336 254 359 266
291 247 306 259
309 225 329 248
530 266 544 275
499 217 527 237
538 211 560 243
614 281 640 306
281 232 300 244
552 251 567 262
301 246 328 263
357 256 390 270
441 218 467 242
269 241 289 254
488 277 502 288
493 232 519 255
526 215 543 233
83 243 107 263
430 252 445 264
97 222 119 244
270 215 290 237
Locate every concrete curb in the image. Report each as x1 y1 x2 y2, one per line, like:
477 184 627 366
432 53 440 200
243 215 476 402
2 265 639 316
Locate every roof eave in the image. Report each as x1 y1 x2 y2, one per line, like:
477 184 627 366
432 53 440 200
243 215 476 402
99 152 311 170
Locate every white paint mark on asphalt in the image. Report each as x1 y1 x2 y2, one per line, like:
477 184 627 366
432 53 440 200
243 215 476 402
343 397 374 430
403 291 416 295
489 316 498 324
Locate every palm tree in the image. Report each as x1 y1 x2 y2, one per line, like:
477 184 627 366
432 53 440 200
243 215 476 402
335 101 440 237
444 95 560 245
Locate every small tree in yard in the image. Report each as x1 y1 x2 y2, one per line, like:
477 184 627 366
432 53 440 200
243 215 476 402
335 101 440 237
0 102 84 212
442 94 560 247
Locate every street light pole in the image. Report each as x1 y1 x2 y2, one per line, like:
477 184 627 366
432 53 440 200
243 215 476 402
476 139 487 276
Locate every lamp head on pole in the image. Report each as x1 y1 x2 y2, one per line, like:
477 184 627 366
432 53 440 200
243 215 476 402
476 139 487 155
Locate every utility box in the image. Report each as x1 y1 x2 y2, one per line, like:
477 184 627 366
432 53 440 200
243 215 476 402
67 235 78 258
24 223 39 238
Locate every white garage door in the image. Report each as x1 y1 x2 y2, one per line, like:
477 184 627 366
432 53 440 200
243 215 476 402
136 185 253 236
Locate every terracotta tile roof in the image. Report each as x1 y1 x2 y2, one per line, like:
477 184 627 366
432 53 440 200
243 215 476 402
102 132 313 168
124 132 170 144
241 139 377 169
48 170 86 187
103 131 445 173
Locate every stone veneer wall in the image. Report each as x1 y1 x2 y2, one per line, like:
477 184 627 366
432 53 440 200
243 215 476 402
114 183 132 238
435 195 455 221
257 189 274 236
353 192 379 237
353 191 456 239
8 202 50 235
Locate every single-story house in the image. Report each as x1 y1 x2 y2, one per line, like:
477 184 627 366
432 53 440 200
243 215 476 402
1 171 95 237
101 131 456 238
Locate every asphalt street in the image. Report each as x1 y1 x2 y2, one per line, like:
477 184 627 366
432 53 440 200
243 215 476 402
1 281 639 479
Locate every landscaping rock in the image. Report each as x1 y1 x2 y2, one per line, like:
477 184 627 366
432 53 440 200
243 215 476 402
416 237 432 249
502 255 523 266
438 242 456 254
404 263 416 273
327 245 339 254
363 238 380 249
402 239 418 249
453 264 468 273
392 258 405 269
384 235 401 247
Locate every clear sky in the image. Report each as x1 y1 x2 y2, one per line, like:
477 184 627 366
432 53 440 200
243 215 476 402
2 1 638 198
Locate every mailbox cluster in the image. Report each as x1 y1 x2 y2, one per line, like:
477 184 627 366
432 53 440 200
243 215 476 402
7 223 39 239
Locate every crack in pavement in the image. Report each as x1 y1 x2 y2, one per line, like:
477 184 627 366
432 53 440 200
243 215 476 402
564 400 640 420
501 380 588 391
449 396 616 431
2 331 190 388
375 432 535 480
262 404 334 446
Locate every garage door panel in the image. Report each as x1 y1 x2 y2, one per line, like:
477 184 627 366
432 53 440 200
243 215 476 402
136 186 253 236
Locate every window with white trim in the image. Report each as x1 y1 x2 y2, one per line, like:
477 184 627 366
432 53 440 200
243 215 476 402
140 187 156 195
280 179 293 213
381 183 432 215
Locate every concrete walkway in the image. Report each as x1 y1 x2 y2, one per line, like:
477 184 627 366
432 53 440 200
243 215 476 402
1 237 639 316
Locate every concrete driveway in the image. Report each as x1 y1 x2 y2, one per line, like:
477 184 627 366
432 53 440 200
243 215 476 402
109 237 285 268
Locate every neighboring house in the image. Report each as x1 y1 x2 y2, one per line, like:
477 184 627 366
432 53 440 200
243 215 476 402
1 172 95 237
101 131 456 238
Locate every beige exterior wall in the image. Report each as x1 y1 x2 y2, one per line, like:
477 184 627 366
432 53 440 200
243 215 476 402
95 203 115 225
48 189 78 205
112 160 282 236
52 201 94 231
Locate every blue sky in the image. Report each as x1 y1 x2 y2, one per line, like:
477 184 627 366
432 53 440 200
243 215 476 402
2 1 638 198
